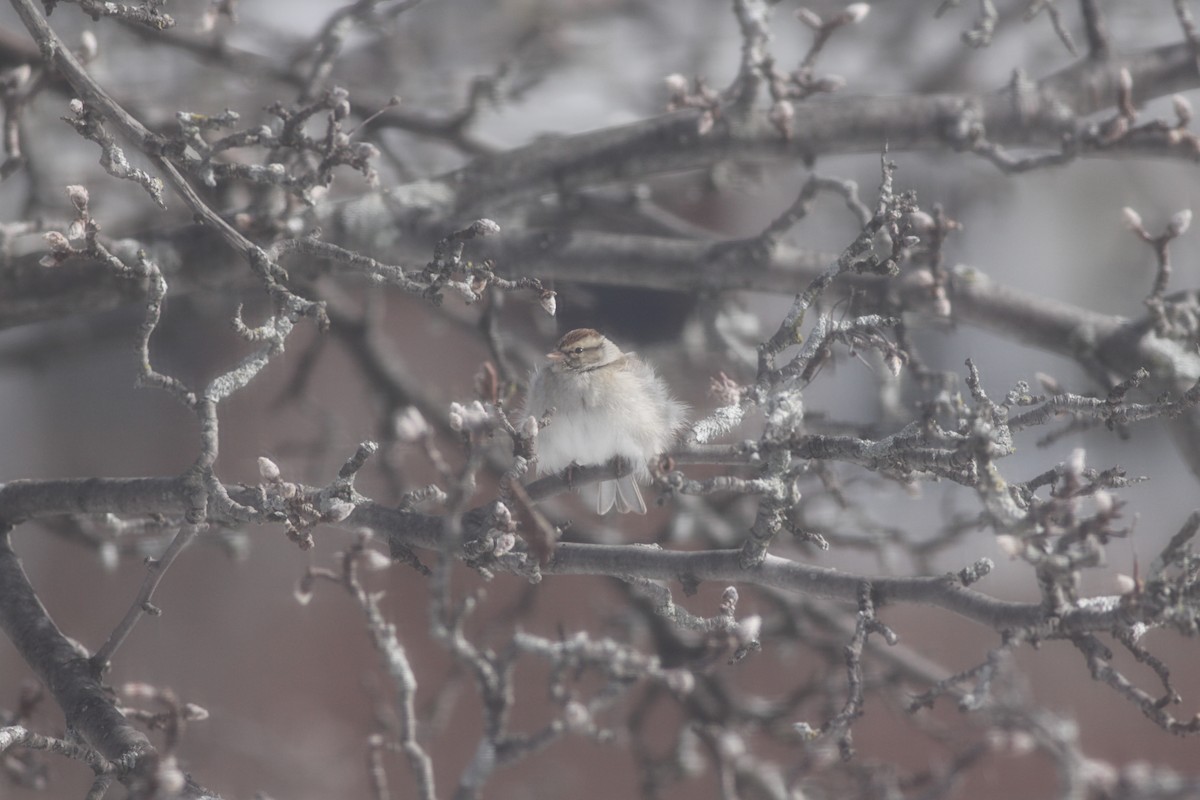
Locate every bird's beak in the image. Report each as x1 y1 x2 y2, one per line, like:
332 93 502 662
546 351 564 362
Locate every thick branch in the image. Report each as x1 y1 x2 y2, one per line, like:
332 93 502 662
0 478 1142 637
443 40 1200 211
0 530 153 767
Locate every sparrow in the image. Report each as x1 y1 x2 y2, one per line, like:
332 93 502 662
524 329 687 513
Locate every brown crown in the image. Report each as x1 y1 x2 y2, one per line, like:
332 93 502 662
556 328 602 349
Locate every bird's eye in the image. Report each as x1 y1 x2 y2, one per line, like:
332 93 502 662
573 347 583 354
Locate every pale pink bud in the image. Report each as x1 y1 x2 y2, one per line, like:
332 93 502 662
665 669 695 695
2 64 31 90
294 574 314 606
257 456 281 481
932 289 952 318
769 100 794 135
324 499 355 522
793 722 818 741
735 615 762 647
43 230 70 253
1118 68 1133 96
520 415 539 440
995 534 1020 558
182 703 209 721
563 700 590 732
539 289 557 317
663 73 689 95
717 731 746 758
99 542 118 571
906 210 935 233
814 75 847 92
1173 94 1193 125
491 532 516 556
393 406 429 442
795 7 822 28
155 757 186 795
448 402 466 431
79 30 98 62
448 401 491 433
1120 206 1143 230
364 549 393 571
1067 447 1086 477
66 185 88 212
1010 731 1036 755
1035 371 1062 395
843 3 870 23
122 682 157 699
1167 209 1192 237
907 268 935 288
472 218 500 236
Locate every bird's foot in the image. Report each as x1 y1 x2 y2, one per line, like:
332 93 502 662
608 454 635 478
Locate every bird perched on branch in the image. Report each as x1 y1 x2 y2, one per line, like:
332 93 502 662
524 328 687 514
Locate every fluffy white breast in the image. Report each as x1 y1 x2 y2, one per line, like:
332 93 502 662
523 355 686 476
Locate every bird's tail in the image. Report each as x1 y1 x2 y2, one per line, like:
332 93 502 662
597 475 647 514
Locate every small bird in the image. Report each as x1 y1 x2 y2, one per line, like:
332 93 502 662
524 329 687 514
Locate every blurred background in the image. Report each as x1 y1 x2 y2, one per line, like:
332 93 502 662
1 1 1198 798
